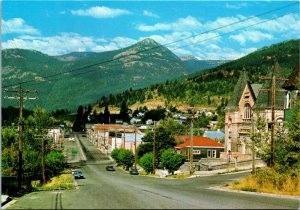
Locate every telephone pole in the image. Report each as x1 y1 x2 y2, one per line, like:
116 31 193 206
190 120 194 174
3 83 38 189
134 126 137 168
152 121 156 174
251 113 256 174
35 135 47 185
260 63 287 168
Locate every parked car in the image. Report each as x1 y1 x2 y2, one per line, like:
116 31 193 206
106 165 115 171
71 169 77 175
130 168 139 175
73 170 84 179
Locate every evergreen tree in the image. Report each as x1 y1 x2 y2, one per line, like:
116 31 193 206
73 105 85 132
119 101 130 122
103 105 110 124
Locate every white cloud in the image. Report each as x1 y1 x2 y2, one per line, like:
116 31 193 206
229 30 273 45
2 18 40 35
137 16 202 32
192 46 257 60
254 13 300 33
71 6 131 18
143 10 159 18
112 37 137 48
3 33 138 55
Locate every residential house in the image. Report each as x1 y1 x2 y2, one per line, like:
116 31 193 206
224 63 286 160
130 117 142 125
208 121 218 129
174 135 224 161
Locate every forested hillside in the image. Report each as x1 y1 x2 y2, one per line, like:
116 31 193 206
97 39 299 110
2 39 189 111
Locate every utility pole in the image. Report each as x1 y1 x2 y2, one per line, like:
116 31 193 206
260 63 287 168
3 84 38 189
190 120 194 175
123 128 125 149
134 126 137 168
152 121 156 174
251 113 256 174
35 135 47 185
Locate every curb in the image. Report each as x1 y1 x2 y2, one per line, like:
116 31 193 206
1 196 12 207
209 186 300 200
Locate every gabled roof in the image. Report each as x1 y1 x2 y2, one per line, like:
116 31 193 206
175 135 224 149
253 62 286 110
226 70 250 110
250 84 262 98
203 130 225 139
283 63 300 91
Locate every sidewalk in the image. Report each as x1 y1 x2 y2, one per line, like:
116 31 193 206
1 195 12 207
192 163 266 177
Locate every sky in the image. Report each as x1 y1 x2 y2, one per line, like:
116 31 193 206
2 1 300 60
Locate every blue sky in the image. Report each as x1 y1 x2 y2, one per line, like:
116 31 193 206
2 1 300 60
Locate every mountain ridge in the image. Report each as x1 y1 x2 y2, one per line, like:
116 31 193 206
2 38 190 111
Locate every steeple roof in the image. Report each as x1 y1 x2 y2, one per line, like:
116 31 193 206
226 70 249 110
253 61 286 110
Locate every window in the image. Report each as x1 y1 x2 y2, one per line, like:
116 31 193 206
207 150 217 158
285 91 291 109
193 150 201 154
243 103 252 119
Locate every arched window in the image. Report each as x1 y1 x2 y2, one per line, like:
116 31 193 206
243 103 252 119
285 91 291 109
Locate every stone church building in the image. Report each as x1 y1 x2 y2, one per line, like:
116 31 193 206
223 62 298 160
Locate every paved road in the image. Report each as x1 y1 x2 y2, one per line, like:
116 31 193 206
6 134 299 209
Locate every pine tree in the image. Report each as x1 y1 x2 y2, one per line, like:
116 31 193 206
104 105 110 124
119 101 130 122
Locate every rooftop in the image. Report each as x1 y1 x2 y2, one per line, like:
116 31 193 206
175 135 224 148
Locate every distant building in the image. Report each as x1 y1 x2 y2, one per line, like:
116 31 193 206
130 117 142 125
208 121 218 129
88 124 143 154
146 119 153 125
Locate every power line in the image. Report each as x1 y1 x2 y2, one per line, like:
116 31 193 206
3 2 297 89
16 10 298 90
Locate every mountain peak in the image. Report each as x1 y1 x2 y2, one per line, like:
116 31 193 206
138 38 160 46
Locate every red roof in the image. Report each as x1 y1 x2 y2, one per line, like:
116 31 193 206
175 135 224 149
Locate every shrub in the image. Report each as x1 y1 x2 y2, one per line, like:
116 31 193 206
45 150 66 178
140 153 153 174
118 149 134 170
232 167 300 195
161 149 185 174
111 148 122 165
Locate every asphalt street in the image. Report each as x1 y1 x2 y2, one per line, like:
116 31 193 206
5 133 300 209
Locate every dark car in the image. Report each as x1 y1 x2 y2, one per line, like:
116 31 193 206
73 170 84 179
130 168 139 175
106 165 115 171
